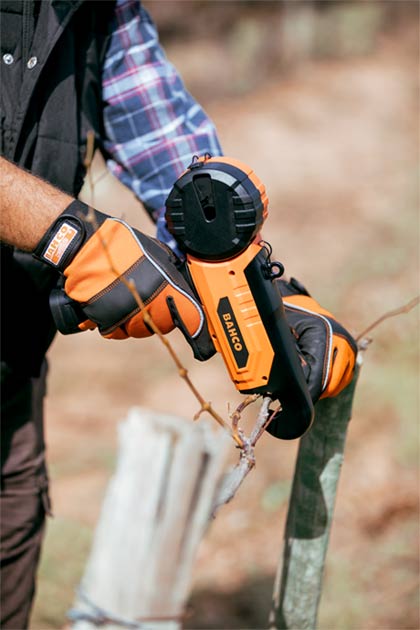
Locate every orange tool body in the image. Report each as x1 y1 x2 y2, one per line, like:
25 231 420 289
187 242 275 392
165 155 314 439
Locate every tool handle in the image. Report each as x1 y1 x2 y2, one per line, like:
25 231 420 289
49 288 85 334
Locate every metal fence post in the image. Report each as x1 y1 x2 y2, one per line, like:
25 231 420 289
270 358 362 630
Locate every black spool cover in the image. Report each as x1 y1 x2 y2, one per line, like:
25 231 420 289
165 160 265 261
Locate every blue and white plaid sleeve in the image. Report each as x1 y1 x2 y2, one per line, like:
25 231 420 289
102 0 223 248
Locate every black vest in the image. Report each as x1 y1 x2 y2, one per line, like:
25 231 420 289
1 0 115 376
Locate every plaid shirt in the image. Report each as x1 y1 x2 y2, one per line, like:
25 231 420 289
102 0 222 248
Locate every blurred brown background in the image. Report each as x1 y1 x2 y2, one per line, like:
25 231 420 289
32 2 419 629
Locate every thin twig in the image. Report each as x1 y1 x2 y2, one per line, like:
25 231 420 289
250 397 278 446
230 394 259 446
356 295 419 342
211 396 274 515
88 210 244 446
83 138 244 448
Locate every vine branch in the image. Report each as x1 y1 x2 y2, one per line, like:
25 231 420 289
356 295 419 343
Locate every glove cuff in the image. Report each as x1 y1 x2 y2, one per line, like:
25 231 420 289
33 200 107 272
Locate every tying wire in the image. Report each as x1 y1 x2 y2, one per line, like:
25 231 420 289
67 588 184 628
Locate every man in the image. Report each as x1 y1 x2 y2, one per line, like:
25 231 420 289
0 1 357 627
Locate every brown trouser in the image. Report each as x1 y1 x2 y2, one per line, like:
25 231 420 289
1 361 51 630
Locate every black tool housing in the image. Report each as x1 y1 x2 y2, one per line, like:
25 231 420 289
165 160 265 261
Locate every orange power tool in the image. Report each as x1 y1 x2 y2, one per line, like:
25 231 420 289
165 155 314 439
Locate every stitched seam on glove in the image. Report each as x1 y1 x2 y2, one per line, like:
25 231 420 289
89 280 168 333
83 272 169 334
79 256 150 305
283 300 334 392
96 280 173 334
110 218 205 338
101 306 142 336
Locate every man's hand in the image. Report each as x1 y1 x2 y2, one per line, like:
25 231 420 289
33 200 215 360
277 277 357 402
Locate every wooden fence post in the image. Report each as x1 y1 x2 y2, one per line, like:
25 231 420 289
68 407 231 630
270 357 362 630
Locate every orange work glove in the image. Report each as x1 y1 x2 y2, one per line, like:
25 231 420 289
33 200 215 360
277 277 357 402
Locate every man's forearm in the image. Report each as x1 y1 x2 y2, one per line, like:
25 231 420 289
0 157 73 251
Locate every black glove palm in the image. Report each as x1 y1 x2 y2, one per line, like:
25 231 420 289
277 277 357 402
